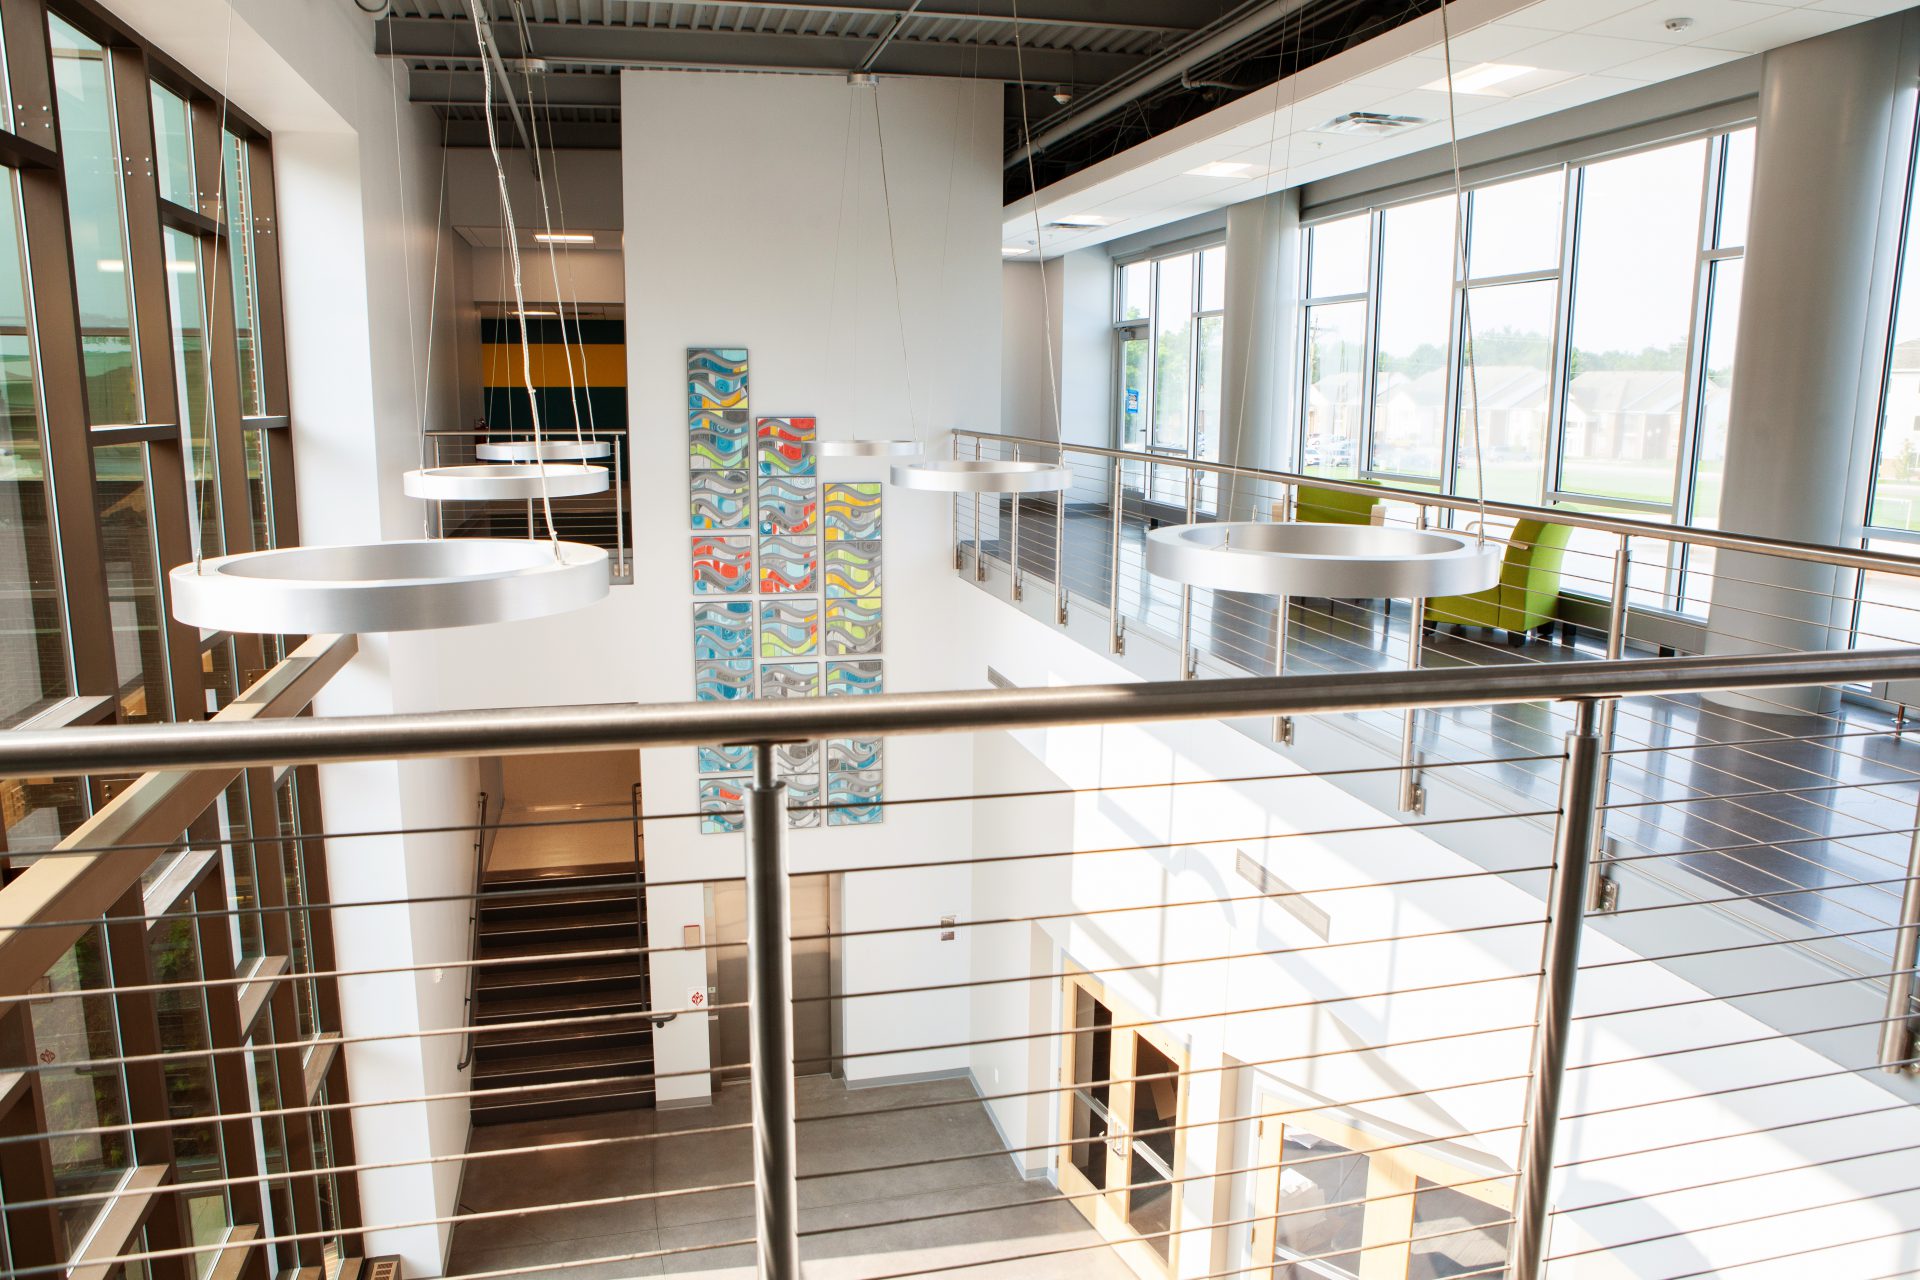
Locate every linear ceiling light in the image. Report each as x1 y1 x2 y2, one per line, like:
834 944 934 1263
1046 214 1113 228
1422 62 1537 96
534 232 595 244
1186 161 1258 178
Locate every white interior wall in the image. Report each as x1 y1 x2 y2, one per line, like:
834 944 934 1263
1000 249 1113 453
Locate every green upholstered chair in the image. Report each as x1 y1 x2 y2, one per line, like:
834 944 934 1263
1291 481 1383 526
1424 519 1575 646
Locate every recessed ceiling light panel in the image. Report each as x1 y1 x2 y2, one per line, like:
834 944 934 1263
1186 161 1259 178
1316 111 1426 136
1422 62 1537 96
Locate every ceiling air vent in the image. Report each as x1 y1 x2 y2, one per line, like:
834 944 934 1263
1316 111 1425 136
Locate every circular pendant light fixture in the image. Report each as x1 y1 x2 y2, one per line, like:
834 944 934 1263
170 539 610 634
890 458 1069 494
818 439 919 458
1146 522 1500 599
403 462 608 501
476 439 613 462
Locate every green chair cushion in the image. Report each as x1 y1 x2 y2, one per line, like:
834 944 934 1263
1296 482 1379 526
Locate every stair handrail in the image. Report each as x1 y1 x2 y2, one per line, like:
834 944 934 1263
455 789 490 1072
632 782 673 1028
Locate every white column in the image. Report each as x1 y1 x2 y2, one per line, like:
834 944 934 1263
1705 14 1919 710
1221 190 1300 491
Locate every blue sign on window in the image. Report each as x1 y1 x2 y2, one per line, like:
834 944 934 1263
1126 388 1140 413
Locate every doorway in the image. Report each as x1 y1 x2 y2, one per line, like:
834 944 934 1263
707 874 834 1081
1059 967 1188 1278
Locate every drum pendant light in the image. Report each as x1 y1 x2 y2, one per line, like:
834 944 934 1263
818 438 919 458
889 458 1068 493
403 462 608 501
476 439 612 462
1146 522 1500 598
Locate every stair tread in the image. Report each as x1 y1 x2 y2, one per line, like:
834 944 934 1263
479 936 642 964
475 1044 654 1080
476 986 653 1021
476 1020 652 1049
483 869 641 892
478 959 641 988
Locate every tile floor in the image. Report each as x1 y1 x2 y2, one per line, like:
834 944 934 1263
448 1077 1137 1279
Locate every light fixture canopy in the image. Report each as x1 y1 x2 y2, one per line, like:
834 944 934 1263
476 439 613 462
817 439 919 458
403 463 608 502
1146 522 1500 599
170 539 610 634
889 459 1069 494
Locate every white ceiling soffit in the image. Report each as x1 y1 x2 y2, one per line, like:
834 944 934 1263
1001 0 1908 257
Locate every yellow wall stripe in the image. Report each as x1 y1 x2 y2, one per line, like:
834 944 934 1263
482 343 627 389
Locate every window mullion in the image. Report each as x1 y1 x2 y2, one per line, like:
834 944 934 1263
1439 195 1468 507
1541 164 1579 510
1671 135 1726 607
1358 210 1383 476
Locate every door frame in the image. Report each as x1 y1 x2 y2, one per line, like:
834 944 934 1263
1057 963 1190 1279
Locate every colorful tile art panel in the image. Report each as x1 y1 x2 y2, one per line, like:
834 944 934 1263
784 773 823 829
760 599 819 658
758 477 817 538
694 659 754 702
693 601 754 661
776 741 821 774
826 769 883 826
688 347 749 412
760 661 819 699
692 534 753 594
759 535 817 594
699 744 755 775
823 483 882 540
826 659 883 697
691 470 751 530
824 597 881 656
700 776 748 835
691 410 751 470
824 540 882 597
757 416 816 477
826 738 880 772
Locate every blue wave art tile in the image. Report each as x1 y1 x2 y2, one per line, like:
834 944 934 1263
700 776 748 835
692 534 753 594
823 540 881 597
776 741 821 774
694 659 754 702
825 659 883 697
688 347 748 412
757 416 816 477
823 483 881 540
825 738 881 772
760 598 819 658
784 773 823 829
690 410 750 470
758 534 817 595
760 661 819 699
824 597 881 656
826 769 883 826
691 470 751 530
699 745 755 775
693 601 754 661
759 476 817 538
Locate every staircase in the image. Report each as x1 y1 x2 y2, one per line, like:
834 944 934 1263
468 868 656 1124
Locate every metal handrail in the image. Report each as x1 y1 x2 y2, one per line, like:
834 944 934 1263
6 648 1920 777
454 789 490 1073
956 427 1920 579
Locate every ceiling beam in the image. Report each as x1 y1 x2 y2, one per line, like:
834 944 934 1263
410 67 623 109
376 16 1147 83
444 119 622 149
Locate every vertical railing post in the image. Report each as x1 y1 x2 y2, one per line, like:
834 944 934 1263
1509 698 1603 1280
1054 445 1069 624
1400 510 1428 813
973 437 987 582
1010 442 1024 603
1272 485 1292 745
743 745 801 1279
614 436 628 580
952 434 964 572
1881 788 1920 1073
1586 540 1632 912
1179 466 1197 678
1108 455 1126 654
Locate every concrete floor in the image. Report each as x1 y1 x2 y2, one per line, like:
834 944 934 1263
448 1076 1137 1279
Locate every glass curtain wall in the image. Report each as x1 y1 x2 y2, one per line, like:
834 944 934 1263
1112 243 1226 511
1296 128 1756 616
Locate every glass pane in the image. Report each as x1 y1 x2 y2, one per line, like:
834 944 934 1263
225 133 262 417
1119 260 1150 323
1119 336 1148 449
1151 254 1194 452
1128 1038 1177 1261
1272 1125 1368 1279
1307 214 1369 298
1467 171 1563 279
1068 988 1112 1191
1683 258 1744 616
148 913 230 1275
1303 301 1366 479
1717 128 1755 250
1455 280 1556 504
1409 1178 1509 1279
0 174 69 726
244 427 270 553
1856 537 1920 650
165 228 223 560
1198 245 1226 313
1371 194 1453 479
94 443 167 722
278 779 320 1035
49 16 141 425
1874 191 1920 532
1559 140 1707 506
151 85 194 209
1194 313 1223 464
29 927 132 1260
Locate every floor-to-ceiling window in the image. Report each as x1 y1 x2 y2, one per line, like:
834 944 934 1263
1294 127 1755 615
1112 240 1226 510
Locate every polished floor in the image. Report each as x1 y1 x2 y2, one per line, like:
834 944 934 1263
448 1077 1135 1279
967 501 1920 962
